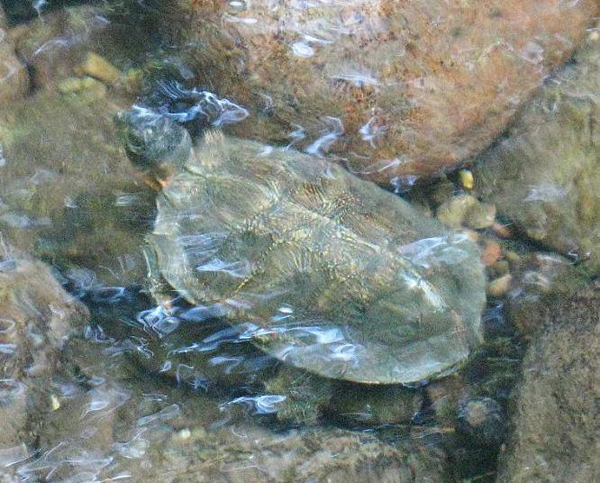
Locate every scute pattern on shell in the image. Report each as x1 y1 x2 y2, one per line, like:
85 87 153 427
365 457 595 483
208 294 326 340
146 128 486 384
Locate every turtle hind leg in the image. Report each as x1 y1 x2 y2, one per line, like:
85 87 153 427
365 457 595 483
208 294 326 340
264 364 332 426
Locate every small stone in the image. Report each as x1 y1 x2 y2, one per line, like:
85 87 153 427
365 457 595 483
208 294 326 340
12 7 115 90
436 194 478 228
487 274 512 297
457 397 506 448
76 52 121 85
123 68 143 94
50 394 60 411
491 221 513 238
464 202 496 229
58 76 107 98
178 428 191 440
459 169 474 190
412 200 433 218
426 375 469 429
504 250 521 263
490 260 510 277
436 194 495 229
480 240 502 266
463 229 479 243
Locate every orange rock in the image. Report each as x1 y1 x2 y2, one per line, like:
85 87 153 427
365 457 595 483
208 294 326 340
481 240 502 266
491 222 514 239
166 0 597 185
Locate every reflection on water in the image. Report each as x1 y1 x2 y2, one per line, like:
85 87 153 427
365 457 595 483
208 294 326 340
2 0 592 481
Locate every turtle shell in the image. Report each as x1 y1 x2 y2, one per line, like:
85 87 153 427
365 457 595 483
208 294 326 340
147 130 486 384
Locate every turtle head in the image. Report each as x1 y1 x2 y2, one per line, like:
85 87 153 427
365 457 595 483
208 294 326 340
116 106 192 186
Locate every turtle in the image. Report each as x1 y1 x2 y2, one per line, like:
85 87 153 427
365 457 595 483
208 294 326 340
116 106 487 422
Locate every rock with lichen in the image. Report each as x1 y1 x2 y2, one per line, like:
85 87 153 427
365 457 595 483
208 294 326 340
153 0 596 184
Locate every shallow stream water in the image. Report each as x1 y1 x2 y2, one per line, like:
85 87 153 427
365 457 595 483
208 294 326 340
0 1 596 482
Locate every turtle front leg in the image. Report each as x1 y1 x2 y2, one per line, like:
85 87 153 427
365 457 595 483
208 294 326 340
142 245 176 312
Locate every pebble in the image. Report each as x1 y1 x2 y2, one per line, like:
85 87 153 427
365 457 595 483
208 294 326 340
76 52 121 85
436 194 478 228
487 274 512 297
491 221 513 238
490 260 510 277
459 169 474 189
457 397 506 448
464 229 479 243
58 76 107 98
436 194 496 229
480 240 502 266
464 202 496 230
504 250 521 263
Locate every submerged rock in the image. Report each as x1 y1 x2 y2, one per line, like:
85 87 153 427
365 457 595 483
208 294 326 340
9 6 114 90
505 252 590 336
156 0 596 184
264 365 422 427
497 284 600 482
26 356 452 483
0 4 29 103
0 247 88 453
457 397 506 449
0 91 154 286
474 34 600 273
8 4 156 93
132 423 451 483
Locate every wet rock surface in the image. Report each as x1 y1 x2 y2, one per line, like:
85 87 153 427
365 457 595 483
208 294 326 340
474 34 600 274
0 4 28 103
156 0 596 184
0 90 154 286
456 397 506 449
128 424 451 483
7 4 154 92
505 252 590 336
0 318 454 483
497 284 600 482
0 248 88 462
